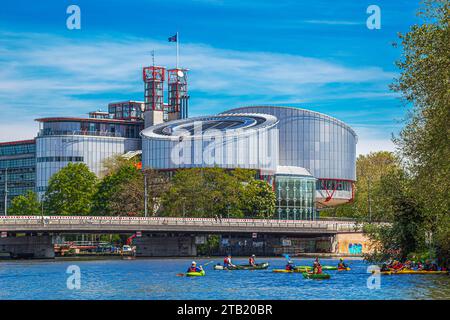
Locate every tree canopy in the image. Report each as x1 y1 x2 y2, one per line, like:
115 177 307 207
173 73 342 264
44 163 97 215
161 168 276 219
9 190 41 215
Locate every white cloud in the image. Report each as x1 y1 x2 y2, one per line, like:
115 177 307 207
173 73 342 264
0 122 39 143
0 31 396 143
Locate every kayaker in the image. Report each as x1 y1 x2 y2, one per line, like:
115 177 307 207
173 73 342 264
312 261 323 274
423 260 433 271
431 262 438 271
404 260 412 270
249 254 256 267
187 261 203 273
224 255 236 268
338 258 348 269
285 260 295 271
417 261 424 270
392 260 404 270
380 263 390 272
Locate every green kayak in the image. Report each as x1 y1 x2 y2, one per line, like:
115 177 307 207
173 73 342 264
214 262 269 270
302 272 331 280
186 270 206 277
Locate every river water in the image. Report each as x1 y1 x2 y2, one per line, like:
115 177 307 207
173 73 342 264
0 258 449 300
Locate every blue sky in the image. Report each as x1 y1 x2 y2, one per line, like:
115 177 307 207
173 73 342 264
0 0 420 154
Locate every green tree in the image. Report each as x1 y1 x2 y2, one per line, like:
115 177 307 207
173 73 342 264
92 164 142 215
364 168 427 262
333 151 400 220
9 190 41 215
161 168 276 219
162 168 244 218
44 163 97 215
241 179 276 218
390 0 449 264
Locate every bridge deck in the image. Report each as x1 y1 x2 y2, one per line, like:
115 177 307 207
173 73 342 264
0 216 361 234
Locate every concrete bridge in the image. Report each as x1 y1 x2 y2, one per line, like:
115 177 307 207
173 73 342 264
0 216 365 259
0 215 360 234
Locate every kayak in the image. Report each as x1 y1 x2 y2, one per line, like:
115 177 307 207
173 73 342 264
302 272 331 280
338 267 351 271
214 262 269 270
186 270 206 277
322 266 338 270
272 269 303 273
294 265 338 271
379 270 448 275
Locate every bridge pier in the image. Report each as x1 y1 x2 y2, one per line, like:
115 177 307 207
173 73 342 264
134 233 197 257
0 234 55 259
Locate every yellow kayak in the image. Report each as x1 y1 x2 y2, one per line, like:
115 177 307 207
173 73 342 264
379 270 448 275
338 267 351 271
272 269 303 273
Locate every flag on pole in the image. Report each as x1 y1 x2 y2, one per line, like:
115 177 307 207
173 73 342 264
168 34 177 42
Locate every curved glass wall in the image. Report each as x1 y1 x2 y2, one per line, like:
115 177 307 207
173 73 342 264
224 106 357 182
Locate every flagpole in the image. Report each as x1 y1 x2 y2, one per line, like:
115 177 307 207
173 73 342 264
176 31 179 69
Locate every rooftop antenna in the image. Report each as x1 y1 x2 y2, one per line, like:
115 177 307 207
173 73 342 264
151 50 155 67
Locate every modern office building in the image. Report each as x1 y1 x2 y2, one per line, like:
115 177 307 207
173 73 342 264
141 106 357 219
0 140 36 213
141 113 279 171
34 101 144 197
224 106 357 208
1 62 357 219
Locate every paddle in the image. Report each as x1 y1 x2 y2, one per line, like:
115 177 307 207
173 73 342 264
176 260 214 276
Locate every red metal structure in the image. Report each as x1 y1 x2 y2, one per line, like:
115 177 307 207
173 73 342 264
143 66 166 112
167 68 189 119
317 178 355 204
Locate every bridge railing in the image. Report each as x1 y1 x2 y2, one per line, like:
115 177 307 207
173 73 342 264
0 216 360 232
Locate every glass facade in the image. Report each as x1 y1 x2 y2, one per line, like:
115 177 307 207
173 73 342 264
38 119 143 139
275 175 316 220
108 101 145 121
224 106 357 181
141 114 279 171
0 140 36 212
224 106 357 206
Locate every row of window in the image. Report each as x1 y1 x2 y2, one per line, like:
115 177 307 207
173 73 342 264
0 144 36 156
0 158 35 169
316 179 352 192
37 156 84 163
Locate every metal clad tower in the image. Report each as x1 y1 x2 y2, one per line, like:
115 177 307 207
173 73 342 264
167 68 189 121
143 66 166 127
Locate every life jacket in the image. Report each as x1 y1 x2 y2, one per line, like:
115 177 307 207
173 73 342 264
224 257 230 265
189 266 198 272
249 257 255 265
